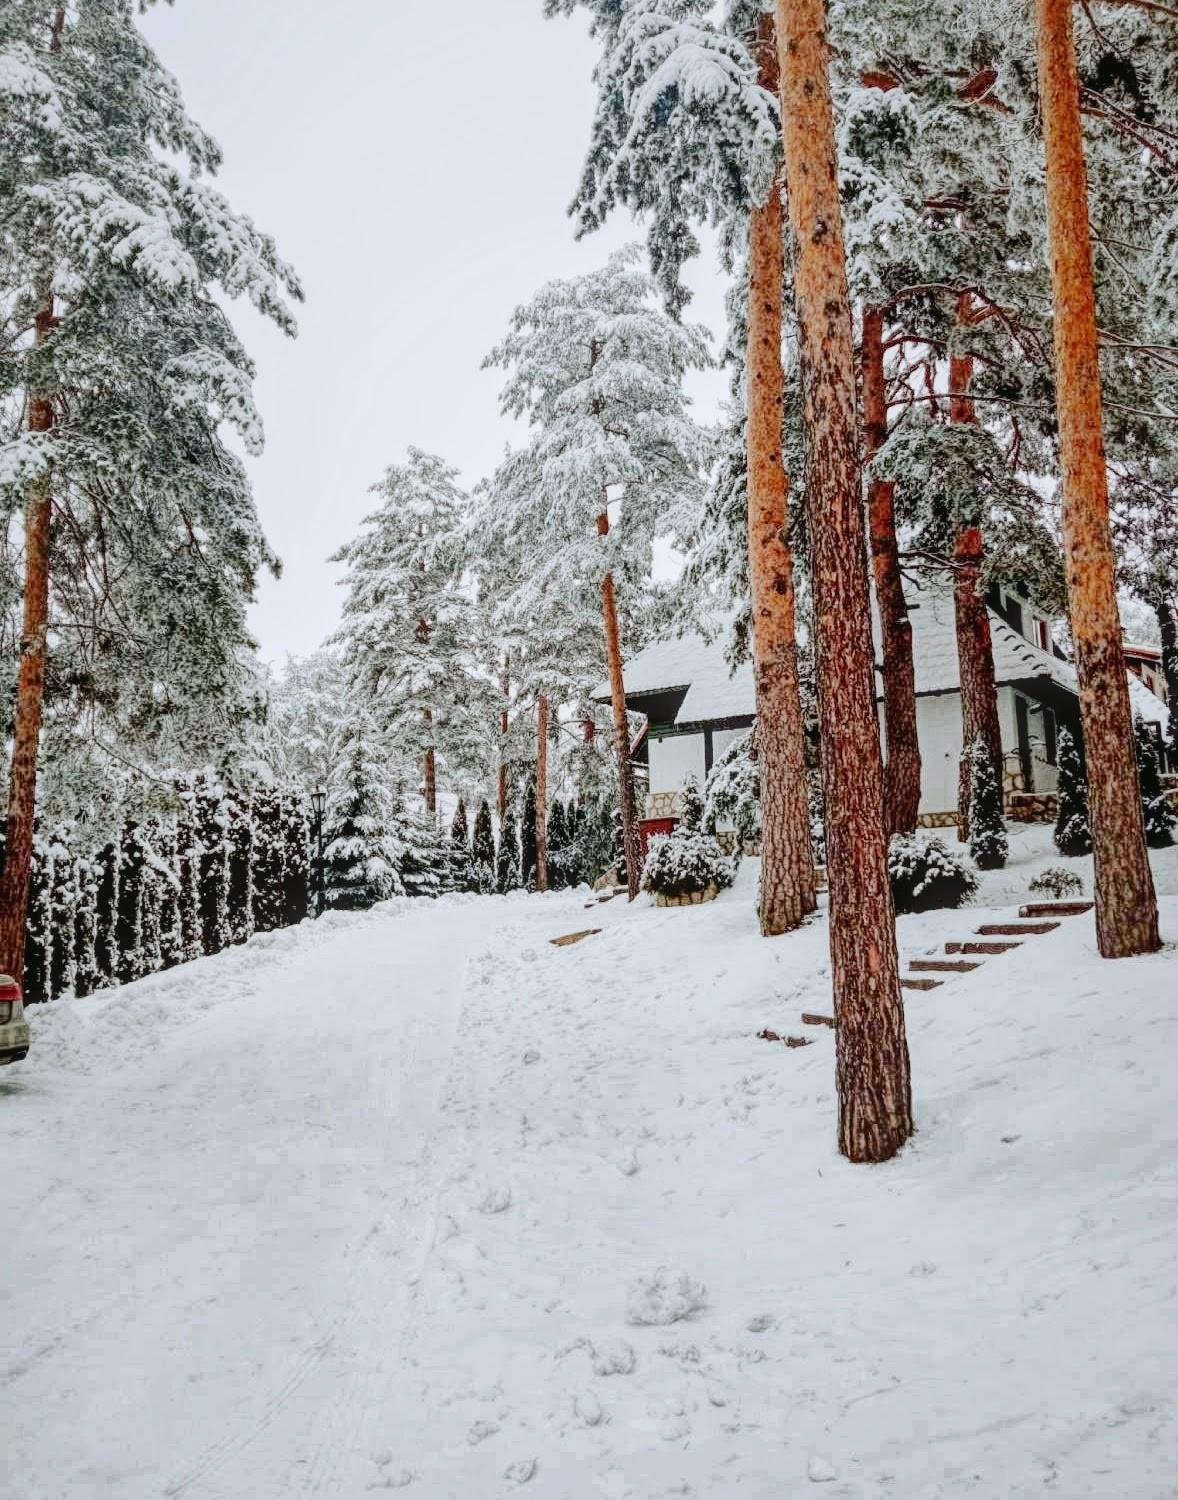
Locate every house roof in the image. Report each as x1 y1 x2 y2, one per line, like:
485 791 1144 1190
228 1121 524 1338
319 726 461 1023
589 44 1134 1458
897 581 1170 736
593 632 755 726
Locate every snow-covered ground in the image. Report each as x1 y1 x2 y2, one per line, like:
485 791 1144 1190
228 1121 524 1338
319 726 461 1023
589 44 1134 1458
5 825 1178 1498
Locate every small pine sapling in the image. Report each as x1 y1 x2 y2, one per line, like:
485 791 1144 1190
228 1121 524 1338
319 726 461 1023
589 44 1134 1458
1053 729 1092 857
1134 716 1176 849
547 799 568 890
968 737 1008 870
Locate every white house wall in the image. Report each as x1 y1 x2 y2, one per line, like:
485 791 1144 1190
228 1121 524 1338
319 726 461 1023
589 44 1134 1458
914 694 965 817
648 733 708 804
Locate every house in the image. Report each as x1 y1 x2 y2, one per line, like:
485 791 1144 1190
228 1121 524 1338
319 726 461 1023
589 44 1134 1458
598 583 1172 833
1124 642 1169 705
592 632 754 836
889 579 1173 823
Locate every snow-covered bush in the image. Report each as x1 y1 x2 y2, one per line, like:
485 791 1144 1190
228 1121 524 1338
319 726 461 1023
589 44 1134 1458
967 737 1007 871
1029 866 1084 900
888 835 978 915
642 829 734 900
703 731 759 848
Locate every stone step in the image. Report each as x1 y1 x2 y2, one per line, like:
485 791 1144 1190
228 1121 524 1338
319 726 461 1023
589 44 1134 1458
910 958 982 974
1018 900 1093 918
945 940 1022 955
977 921 1060 936
902 977 944 992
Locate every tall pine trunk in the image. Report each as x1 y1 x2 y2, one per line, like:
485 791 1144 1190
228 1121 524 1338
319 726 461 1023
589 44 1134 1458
0 299 55 985
1034 0 1160 957
598 511 640 900
862 304 922 835
775 0 913 1163
498 653 510 821
949 322 1003 838
536 693 549 893
746 8 816 933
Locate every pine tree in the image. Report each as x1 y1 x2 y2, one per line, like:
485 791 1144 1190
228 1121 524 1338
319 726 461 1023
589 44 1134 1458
1134 717 1176 850
1053 729 1092 858
480 250 709 900
332 451 484 815
0 4 300 985
496 806 521 894
281 794 311 926
968 737 1008 871
774 0 912 1163
399 801 446 900
472 799 496 894
322 724 405 912
1033 0 1161 957
520 777 539 892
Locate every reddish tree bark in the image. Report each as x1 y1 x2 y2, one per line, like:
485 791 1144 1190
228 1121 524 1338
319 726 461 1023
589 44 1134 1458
599 509 641 899
498 653 510 821
1035 0 1160 957
0 299 55 986
775 0 913 1163
535 693 549 893
746 8 816 934
862 304 922 835
948 318 1003 837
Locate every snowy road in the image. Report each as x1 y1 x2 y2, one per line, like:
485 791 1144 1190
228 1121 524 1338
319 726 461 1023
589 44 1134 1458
7 838 1178 1498
5 894 534 1498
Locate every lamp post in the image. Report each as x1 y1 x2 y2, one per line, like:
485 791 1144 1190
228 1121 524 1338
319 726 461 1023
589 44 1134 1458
310 787 327 917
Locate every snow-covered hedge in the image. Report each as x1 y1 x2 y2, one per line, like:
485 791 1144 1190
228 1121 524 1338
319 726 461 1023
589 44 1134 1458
642 830 735 900
888 835 978 915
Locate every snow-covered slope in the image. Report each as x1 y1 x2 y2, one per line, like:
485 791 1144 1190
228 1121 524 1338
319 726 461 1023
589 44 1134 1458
5 828 1177 1497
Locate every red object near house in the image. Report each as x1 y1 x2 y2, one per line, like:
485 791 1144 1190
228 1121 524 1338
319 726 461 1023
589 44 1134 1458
639 817 678 859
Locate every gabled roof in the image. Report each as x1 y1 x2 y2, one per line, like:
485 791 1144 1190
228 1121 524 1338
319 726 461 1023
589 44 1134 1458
895 581 1170 736
593 632 755 726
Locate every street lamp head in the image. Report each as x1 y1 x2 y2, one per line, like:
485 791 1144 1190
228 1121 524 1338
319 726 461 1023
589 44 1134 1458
310 787 326 820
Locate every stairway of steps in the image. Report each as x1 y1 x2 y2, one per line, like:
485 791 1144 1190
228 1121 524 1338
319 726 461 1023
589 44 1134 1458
896 900 1092 998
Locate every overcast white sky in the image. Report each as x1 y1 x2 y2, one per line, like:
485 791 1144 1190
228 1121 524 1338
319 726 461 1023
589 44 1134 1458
139 0 729 669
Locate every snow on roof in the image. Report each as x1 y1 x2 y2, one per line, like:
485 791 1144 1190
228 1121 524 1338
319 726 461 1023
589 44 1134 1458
898 581 1170 737
595 631 755 725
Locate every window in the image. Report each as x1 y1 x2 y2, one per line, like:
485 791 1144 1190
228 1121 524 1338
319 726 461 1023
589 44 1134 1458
1035 619 1051 652
1042 705 1057 766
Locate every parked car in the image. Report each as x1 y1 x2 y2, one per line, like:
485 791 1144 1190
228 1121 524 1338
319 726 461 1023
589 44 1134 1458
0 976 29 1065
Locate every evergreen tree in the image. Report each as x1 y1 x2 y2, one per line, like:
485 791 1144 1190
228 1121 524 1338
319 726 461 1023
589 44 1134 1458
48 832 77 1000
282 793 311 926
479 249 709 900
250 788 287 932
73 849 99 998
1053 729 1092 858
520 777 539 892
968 737 1008 871
194 774 230 957
24 831 51 1004
472 799 496 894
680 774 704 833
93 840 119 989
1135 717 1176 850
496 806 521 894
0 3 300 986
116 817 146 984
322 724 405 912
399 801 446 900
448 799 477 895
547 799 569 890
226 794 255 946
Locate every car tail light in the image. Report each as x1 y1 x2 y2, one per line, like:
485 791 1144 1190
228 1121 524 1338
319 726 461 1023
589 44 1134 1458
0 975 22 1025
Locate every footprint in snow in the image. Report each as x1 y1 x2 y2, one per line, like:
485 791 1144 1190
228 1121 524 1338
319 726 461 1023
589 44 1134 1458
467 1419 500 1446
589 1338 637 1376
626 1269 708 1327
478 1185 512 1214
808 1455 838 1483
505 1457 538 1484
574 1392 605 1427
746 1312 777 1333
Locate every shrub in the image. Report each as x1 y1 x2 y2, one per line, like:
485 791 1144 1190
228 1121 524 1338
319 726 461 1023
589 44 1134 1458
968 737 1008 871
1029 865 1084 900
1134 715 1176 849
703 730 759 851
1053 728 1091 857
642 829 734 900
888 834 978 914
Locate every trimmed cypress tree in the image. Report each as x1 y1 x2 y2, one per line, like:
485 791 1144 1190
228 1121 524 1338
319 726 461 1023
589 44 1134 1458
250 788 287 932
547 799 568 890
226 795 255 946
496 806 521 894
448 799 477 894
968 737 1009 871
1135 716 1176 849
94 840 119 989
680 774 704 833
472 799 496 894
24 832 51 1005
282 793 311 925
521 777 539 892
155 826 182 972
49 833 77 1000
73 850 100 998
1053 729 1092 856
117 818 146 984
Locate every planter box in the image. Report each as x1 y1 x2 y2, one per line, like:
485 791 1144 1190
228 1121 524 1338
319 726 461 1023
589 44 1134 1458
654 883 720 908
